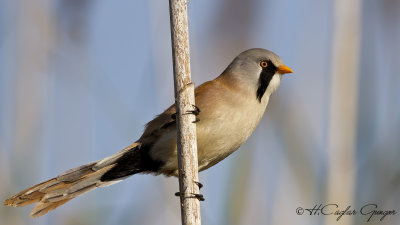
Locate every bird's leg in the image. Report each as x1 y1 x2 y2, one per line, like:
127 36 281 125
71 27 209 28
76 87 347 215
175 83 199 122
192 181 204 201
185 105 200 116
183 105 200 123
174 192 205 201
171 104 199 119
170 105 200 124
191 193 205 201
174 180 205 201
194 181 203 189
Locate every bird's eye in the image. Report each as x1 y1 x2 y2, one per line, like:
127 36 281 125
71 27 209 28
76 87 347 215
260 61 268 68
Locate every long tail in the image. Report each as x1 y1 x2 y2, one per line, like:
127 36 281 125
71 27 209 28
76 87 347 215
4 143 141 217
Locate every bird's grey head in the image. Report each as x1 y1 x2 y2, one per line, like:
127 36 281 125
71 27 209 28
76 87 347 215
224 48 293 102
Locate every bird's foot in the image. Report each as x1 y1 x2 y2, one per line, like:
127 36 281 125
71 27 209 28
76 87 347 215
194 181 203 189
184 105 200 123
174 192 205 201
171 105 200 123
184 104 200 116
174 180 205 201
192 193 205 201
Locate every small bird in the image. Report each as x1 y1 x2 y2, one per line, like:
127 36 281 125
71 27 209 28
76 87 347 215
4 48 293 217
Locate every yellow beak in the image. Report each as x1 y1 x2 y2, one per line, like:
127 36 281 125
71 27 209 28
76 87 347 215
277 65 294 74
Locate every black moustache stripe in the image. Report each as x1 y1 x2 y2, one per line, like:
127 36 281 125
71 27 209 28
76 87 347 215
256 60 277 102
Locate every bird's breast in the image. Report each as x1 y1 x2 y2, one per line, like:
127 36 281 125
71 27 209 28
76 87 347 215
149 80 271 176
195 94 269 171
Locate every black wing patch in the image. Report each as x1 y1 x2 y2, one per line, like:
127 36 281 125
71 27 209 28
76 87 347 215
100 144 164 181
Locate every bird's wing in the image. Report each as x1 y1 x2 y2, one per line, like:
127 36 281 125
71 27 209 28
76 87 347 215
139 104 177 144
138 80 220 144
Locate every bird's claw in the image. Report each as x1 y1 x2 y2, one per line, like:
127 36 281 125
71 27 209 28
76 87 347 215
184 105 200 116
174 180 205 201
194 181 203 189
192 193 205 201
174 192 205 201
182 105 200 123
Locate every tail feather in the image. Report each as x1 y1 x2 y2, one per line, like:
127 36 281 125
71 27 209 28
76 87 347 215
4 178 59 207
4 143 141 217
31 199 71 218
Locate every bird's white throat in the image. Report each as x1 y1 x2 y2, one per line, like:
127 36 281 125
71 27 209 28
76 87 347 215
265 74 281 99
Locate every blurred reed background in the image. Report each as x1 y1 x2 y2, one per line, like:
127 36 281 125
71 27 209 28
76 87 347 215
1 0 399 225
